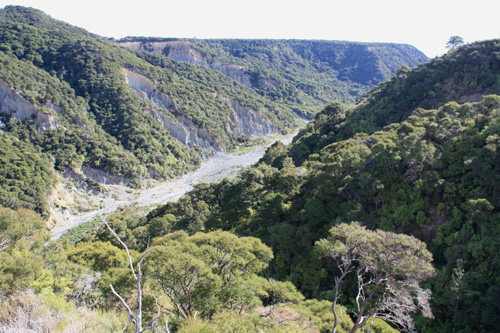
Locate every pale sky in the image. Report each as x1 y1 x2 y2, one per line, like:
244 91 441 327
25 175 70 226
2 0 500 58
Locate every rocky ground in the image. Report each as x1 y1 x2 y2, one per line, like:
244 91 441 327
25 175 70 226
50 133 295 239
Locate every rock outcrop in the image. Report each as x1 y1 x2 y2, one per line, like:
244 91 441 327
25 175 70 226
0 78 60 131
123 68 219 151
228 101 278 137
119 41 257 89
122 68 278 151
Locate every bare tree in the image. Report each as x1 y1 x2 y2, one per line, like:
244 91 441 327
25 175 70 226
317 222 435 333
99 210 163 332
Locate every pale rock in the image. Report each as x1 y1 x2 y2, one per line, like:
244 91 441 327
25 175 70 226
123 68 219 151
0 78 60 131
123 68 278 151
228 101 278 137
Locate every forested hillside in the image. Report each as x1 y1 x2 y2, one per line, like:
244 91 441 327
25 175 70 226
121 40 500 332
7 5 487 333
5 38 498 332
119 37 427 115
0 5 426 217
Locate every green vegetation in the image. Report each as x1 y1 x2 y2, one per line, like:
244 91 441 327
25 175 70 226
125 40 500 332
121 38 428 117
0 131 54 214
8 4 500 333
317 222 434 332
447 36 464 50
0 5 426 221
289 39 500 164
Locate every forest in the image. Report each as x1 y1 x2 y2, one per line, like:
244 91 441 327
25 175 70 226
1 4 500 333
0 5 424 218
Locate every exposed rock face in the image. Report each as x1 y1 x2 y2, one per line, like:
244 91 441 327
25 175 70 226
120 41 206 65
122 68 278 150
123 69 173 109
0 78 60 131
119 41 256 89
162 41 206 65
148 108 220 151
228 101 278 137
122 68 219 151
209 63 251 86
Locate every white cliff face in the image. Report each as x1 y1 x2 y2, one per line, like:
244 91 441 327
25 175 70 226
123 68 219 151
228 101 278 137
0 78 60 131
119 41 259 89
123 68 278 149
163 41 206 65
120 41 207 65
209 63 252 86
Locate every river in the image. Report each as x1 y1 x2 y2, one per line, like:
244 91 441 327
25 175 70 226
51 133 295 239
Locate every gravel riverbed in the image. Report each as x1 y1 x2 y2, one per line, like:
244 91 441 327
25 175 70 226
51 134 295 239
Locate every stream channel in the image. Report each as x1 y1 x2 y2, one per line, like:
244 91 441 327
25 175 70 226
51 134 295 240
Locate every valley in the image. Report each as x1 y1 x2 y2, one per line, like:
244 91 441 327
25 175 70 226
2 4 500 333
50 133 295 239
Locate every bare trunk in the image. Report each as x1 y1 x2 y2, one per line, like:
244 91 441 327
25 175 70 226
331 261 351 333
136 274 142 333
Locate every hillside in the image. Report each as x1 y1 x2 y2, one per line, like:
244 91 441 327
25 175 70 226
0 6 293 214
138 39 500 332
119 38 428 115
0 5 427 216
289 39 500 164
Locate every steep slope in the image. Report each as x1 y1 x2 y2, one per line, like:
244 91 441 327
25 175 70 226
0 5 429 217
140 40 500 332
289 39 500 164
0 5 304 215
0 6 302 176
119 38 428 116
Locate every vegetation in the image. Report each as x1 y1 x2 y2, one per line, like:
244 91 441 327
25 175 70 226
0 5 426 221
0 131 55 214
5 4 500 333
120 38 428 117
446 36 464 50
317 222 434 332
121 40 500 332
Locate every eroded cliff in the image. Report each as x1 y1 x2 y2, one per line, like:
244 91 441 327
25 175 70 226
0 78 60 131
122 68 278 151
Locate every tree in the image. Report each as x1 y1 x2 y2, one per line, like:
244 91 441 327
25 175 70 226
0 207 48 293
100 212 163 333
446 36 464 50
316 222 435 333
147 230 274 319
0 207 45 251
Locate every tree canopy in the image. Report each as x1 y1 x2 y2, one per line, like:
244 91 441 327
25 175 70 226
316 222 435 332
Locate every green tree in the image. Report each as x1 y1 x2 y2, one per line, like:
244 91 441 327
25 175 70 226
148 230 273 319
0 207 45 251
446 36 464 50
0 207 49 293
316 222 435 333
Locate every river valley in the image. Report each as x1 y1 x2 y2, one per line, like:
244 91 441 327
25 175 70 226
50 134 295 239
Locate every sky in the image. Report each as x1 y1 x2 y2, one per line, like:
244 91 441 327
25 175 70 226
2 0 500 58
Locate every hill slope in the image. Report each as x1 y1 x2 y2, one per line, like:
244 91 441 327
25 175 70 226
119 38 428 115
0 5 427 215
289 39 500 164
142 39 500 332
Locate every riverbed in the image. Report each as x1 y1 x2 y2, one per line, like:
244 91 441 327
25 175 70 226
50 133 295 239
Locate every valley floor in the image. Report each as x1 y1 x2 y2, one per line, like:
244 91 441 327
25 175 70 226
50 133 295 239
